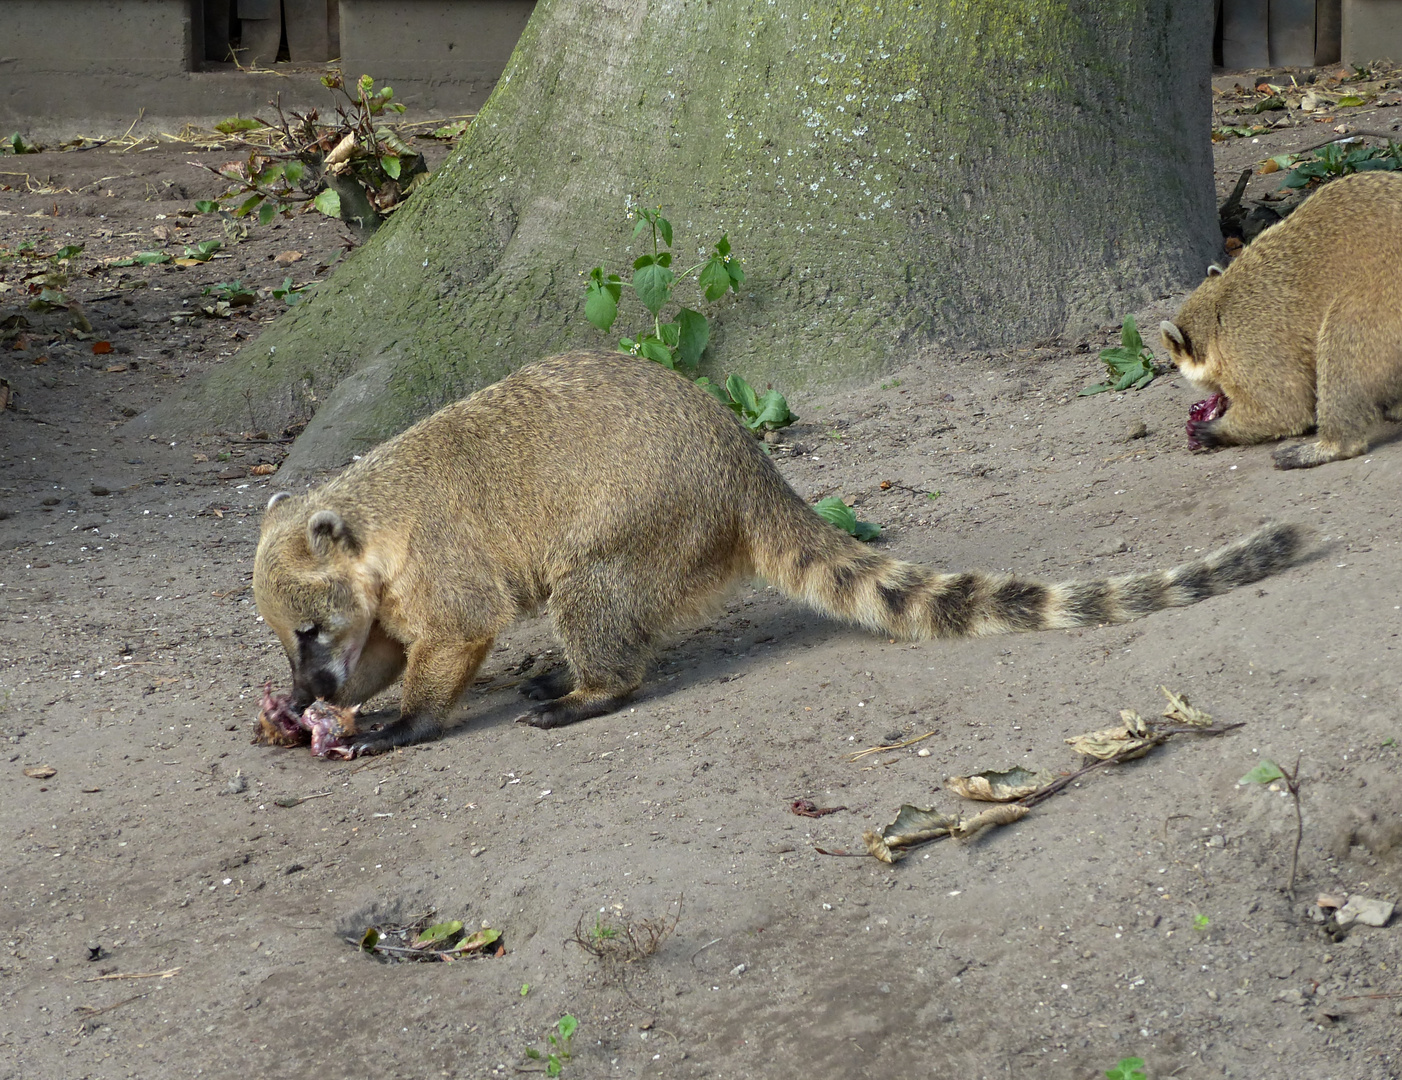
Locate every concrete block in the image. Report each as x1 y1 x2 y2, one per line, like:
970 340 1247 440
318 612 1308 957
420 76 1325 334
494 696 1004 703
1342 0 1402 64
340 0 535 112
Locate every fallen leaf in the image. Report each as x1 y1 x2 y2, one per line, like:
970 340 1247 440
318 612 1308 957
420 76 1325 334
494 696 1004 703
105 364 129 373
249 463 278 475
192 453 210 463
1065 711 1156 760
31 355 48 365
863 804 959 863
24 765 57 779
1260 159 1280 174
274 250 305 264
1160 686 1212 726
950 804 1029 841
92 340 113 354
790 798 847 818
946 766 1053 802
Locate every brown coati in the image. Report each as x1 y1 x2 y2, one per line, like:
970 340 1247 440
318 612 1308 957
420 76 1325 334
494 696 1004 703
1160 171 1402 468
253 350 1304 756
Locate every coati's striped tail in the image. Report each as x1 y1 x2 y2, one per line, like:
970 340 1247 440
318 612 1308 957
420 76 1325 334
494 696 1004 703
749 500 1303 641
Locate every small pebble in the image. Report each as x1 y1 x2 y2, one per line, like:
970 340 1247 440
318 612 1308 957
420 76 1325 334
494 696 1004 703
226 770 247 795
730 963 746 977
89 485 110 496
917 748 931 757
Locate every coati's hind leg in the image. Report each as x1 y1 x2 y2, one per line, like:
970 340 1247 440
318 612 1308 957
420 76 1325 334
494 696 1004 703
516 566 657 730
1275 312 1397 469
520 667 574 702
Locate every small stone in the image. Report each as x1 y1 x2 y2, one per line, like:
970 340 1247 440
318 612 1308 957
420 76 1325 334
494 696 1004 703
1337 895 1394 928
470 846 486 857
226 770 247 795
89 485 110 497
917 748 931 757
1124 420 1148 441
1207 990 1218 1001
730 963 746 977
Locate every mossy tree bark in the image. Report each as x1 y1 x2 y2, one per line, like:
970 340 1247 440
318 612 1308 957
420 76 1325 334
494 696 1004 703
144 0 1217 470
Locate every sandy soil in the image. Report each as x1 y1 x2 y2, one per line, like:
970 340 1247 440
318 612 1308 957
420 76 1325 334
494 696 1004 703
3 81 1402 1080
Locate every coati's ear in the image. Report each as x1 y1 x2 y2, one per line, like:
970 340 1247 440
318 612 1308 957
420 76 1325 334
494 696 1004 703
266 491 293 511
307 509 357 557
1206 263 1225 278
1160 321 1186 349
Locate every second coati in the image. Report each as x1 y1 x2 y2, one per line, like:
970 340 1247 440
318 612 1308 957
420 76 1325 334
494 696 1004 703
253 350 1304 756
1160 171 1402 468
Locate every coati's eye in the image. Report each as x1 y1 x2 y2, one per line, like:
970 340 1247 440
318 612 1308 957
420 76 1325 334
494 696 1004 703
296 624 320 640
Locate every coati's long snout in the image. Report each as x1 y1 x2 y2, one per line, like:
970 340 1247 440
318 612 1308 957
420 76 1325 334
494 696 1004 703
253 351 1305 756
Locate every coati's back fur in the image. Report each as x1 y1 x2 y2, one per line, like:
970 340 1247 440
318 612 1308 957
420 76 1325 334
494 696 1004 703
254 351 1304 754
1161 171 1402 468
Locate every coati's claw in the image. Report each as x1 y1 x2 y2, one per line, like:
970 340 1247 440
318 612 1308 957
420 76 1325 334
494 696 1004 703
349 714 443 755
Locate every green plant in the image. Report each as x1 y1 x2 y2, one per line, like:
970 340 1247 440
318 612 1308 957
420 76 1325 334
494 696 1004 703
1081 316 1158 395
4 132 39 154
585 207 742 372
204 279 256 304
525 1014 578 1076
1277 140 1402 189
1192 913 1210 931
1240 756 1304 898
1106 1057 1147 1080
813 497 881 542
192 72 426 237
583 209 796 436
271 276 310 306
589 915 620 942
696 373 797 433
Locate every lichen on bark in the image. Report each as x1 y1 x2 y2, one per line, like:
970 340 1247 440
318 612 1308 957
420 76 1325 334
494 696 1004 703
141 0 1216 471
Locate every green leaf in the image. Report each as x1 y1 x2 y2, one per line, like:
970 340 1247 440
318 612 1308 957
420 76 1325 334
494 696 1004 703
520 983 530 997
359 927 380 951
235 193 263 218
258 201 278 226
55 244 84 260
546 1059 561 1078
1077 383 1112 396
584 278 619 331
639 338 674 367
852 519 882 542
214 117 264 134
194 200 221 213
283 160 305 184
524 1048 542 1060
695 376 729 403
813 497 858 533
750 389 796 430
633 261 675 315
557 1015 578 1041
676 307 710 368
724 254 745 288
1241 760 1285 785
657 321 681 348
412 920 464 948
1119 314 1144 352
136 251 172 265
1338 94 1366 107
314 188 342 218
725 374 759 416
699 256 731 302
380 154 402 180
181 240 222 262
656 215 673 248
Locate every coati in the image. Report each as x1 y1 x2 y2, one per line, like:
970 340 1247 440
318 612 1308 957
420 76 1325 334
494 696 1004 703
1160 171 1402 468
253 350 1304 756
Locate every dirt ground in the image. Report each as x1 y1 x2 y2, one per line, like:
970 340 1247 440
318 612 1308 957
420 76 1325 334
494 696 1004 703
3 74 1402 1080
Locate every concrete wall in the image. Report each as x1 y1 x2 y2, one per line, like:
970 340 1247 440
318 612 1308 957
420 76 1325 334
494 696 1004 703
340 0 535 114
0 0 533 138
1342 0 1402 63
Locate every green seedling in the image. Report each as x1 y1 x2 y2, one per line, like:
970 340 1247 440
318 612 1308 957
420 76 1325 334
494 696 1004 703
696 374 797 433
813 497 881 542
1240 756 1304 898
525 1014 578 1077
1081 315 1158 395
203 280 256 305
1106 1057 1147 1080
271 276 309 305
1192 913 1210 931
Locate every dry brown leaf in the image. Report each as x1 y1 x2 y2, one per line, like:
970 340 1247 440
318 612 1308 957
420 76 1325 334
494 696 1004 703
951 804 1029 841
946 766 1052 802
274 250 305 264
249 463 278 475
24 765 57 779
1160 686 1212 726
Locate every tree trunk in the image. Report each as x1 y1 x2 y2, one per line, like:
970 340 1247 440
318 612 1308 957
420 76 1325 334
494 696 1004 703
144 0 1217 471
